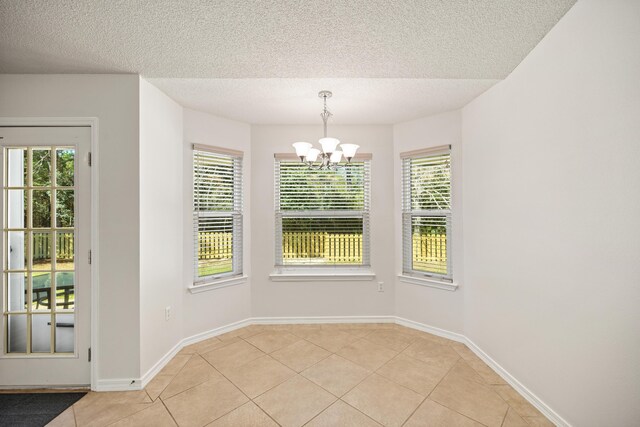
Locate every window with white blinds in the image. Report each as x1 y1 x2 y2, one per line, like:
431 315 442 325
402 146 452 281
275 157 371 267
193 145 243 284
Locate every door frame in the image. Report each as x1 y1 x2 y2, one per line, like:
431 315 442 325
0 117 99 390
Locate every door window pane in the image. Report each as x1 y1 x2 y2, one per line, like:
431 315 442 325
32 232 52 270
7 314 27 353
7 189 26 228
56 190 74 227
31 314 52 353
54 313 75 353
32 190 52 228
7 231 26 270
56 272 74 310
7 272 27 311
32 149 52 186
32 272 51 310
56 149 75 187
7 148 27 187
56 232 74 270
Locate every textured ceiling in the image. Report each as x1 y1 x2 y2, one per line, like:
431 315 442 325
0 0 575 78
0 0 575 124
149 78 500 124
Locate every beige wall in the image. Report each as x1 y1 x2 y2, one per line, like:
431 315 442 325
461 1 640 425
139 78 184 375
0 74 142 381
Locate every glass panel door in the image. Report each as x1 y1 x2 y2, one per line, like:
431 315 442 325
4 146 76 354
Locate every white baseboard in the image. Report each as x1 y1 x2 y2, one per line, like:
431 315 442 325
96 315 569 426
94 378 142 392
139 342 182 390
180 318 252 348
395 316 466 343
464 338 570 427
251 315 395 325
136 318 252 390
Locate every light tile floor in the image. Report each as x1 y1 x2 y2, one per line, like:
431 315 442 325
48 324 555 427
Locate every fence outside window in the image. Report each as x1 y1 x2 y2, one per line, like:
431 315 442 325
196 231 446 270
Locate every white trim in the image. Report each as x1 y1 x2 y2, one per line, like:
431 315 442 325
396 316 570 427
400 144 451 159
464 338 571 427
270 270 375 282
139 341 182 389
95 378 142 392
180 318 251 348
0 117 100 392
188 275 248 294
192 143 243 158
398 274 458 291
395 317 466 343
137 319 252 389
251 316 395 325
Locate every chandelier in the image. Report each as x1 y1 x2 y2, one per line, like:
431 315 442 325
292 90 359 169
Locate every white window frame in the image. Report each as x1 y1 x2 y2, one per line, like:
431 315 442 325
191 144 244 290
272 153 373 279
401 145 453 285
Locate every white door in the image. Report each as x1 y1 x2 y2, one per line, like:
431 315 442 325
0 127 91 387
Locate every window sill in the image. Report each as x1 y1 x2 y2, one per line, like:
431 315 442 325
189 275 248 294
270 269 375 282
398 274 458 291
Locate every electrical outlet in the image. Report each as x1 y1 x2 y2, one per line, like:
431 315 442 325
377 281 384 292
165 306 171 321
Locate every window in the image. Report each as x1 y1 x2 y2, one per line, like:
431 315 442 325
193 145 242 285
274 154 371 268
401 146 452 281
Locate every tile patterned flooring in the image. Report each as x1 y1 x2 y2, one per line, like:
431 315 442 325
48 324 555 427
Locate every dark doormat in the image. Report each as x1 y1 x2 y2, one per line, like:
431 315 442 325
0 392 86 427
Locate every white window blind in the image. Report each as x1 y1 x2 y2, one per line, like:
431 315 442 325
275 158 371 267
193 145 243 284
402 146 452 281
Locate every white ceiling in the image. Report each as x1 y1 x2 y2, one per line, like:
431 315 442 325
149 78 500 124
0 0 575 124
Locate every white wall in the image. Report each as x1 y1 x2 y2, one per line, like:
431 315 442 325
461 1 640 425
139 79 184 375
182 109 252 338
393 111 465 333
0 74 142 381
250 125 395 318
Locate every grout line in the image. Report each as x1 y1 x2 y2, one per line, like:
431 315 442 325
337 397 385 426
158 395 180 427
71 404 78 427
399 354 459 427
198 360 272 426
412 358 494 427
102 398 158 427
